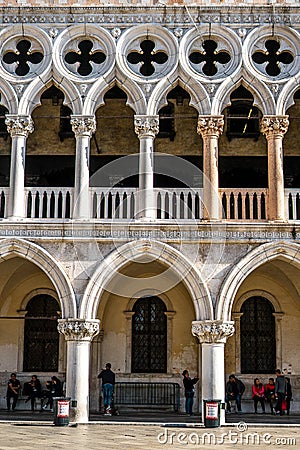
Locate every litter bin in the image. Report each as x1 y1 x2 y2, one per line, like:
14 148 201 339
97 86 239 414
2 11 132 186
203 399 221 428
53 397 71 426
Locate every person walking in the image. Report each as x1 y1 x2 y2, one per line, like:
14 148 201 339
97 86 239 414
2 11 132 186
252 378 265 414
6 373 21 411
98 363 115 416
275 369 287 416
182 369 199 416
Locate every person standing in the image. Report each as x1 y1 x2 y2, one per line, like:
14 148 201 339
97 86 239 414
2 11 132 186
234 376 245 413
98 363 115 416
275 369 287 416
6 373 21 411
182 370 199 416
285 377 292 416
252 378 265 414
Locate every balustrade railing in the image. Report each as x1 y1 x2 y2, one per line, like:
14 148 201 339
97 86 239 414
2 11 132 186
220 188 268 220
0 186 297 221
286 189 300 220
25 187 72 219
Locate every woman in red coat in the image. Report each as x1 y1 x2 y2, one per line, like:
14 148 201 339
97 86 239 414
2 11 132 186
252 378 265 414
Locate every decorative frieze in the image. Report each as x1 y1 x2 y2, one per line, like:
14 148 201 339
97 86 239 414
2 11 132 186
260 115 289 138
70 116 96 138
134 115 159 139
192 320 235 343
5 115 34 138
58 318 100 341
197 116 224 138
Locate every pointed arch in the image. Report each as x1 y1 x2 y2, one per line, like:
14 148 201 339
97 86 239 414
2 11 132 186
277 74 300 115
80 239 213 321
212 70 276 116
147 76 210 116
0 78 18 113
18 75 82 116
217 241 300 321
0 237 76 318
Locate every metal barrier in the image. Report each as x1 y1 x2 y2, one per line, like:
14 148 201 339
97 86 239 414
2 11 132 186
114 382 181 412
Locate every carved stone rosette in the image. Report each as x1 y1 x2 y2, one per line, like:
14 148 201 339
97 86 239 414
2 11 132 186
5 115 34 138
197 116 224 138
70 115 96 138
134 115 159 138
57 318 100 341
260 115 289 138
192 320 235 343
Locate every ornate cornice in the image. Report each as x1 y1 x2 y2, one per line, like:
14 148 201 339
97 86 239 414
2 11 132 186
70 116 96 138
260 115 289 139
5 115 34 138
57 318 100 341
134 115 159 139
192 320 235 343
197 116 224 138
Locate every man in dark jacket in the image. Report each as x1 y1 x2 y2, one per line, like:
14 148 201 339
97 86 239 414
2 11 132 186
98 363 115 415
6 373 21 411
275 369 287 416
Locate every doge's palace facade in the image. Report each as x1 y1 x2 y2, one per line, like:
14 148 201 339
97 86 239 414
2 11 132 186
0 1 299 423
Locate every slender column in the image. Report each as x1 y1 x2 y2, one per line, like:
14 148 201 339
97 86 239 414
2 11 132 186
232 312 243 374
261 116 289 221
192 320 234 425
134 115 159 220
5 115 34 219
197 116 224 221
58 318 100 423
71 115 96 219
273 312 284 370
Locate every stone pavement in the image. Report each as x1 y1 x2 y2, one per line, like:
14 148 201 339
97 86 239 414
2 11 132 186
0 410 299 450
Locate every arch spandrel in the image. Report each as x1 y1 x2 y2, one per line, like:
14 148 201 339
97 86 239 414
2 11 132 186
217 241 300 322
80 239 213 321
0 238 76 318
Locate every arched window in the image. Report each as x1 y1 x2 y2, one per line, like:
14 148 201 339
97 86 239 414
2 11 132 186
23 294 60 372
132 296 167 373
240 296 276 374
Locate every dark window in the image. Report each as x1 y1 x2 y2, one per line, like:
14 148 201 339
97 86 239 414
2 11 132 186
240 296 276 374
225 86 261 141
59 105 74 141
158 102 176 141
0 106 8 140
23 294 60 372
132 296 167 373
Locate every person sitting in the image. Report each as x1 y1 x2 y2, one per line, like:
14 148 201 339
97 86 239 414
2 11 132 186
6 373 21 411
42 376 62 412
23 375 42 411
265 378 276 414
252 378 265 414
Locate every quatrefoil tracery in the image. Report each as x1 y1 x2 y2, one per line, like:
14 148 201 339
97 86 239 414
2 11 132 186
3 39 43 76
189 39 231 76
252 39 294 77
65 40 106 76
127 39 168 77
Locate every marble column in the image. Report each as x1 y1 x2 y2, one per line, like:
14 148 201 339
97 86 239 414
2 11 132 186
58 318 100 423
261 115 289 222
192 320 234 424
197 116 224 221
5 115 34 219
71 115 96 219
134 115 159 220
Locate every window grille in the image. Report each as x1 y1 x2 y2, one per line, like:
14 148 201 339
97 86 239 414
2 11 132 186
23 294 60 372
240 296 276 374
132 296 167 373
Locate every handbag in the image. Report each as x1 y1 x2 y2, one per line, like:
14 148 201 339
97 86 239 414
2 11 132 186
282 399 287 411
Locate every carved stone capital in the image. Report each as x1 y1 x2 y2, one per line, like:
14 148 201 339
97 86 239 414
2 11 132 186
70 115 96 138
192 320 235 343
57 318 100 341
260 115 289 138
197 115 224 138
134 115 159 138
5 115 34 138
